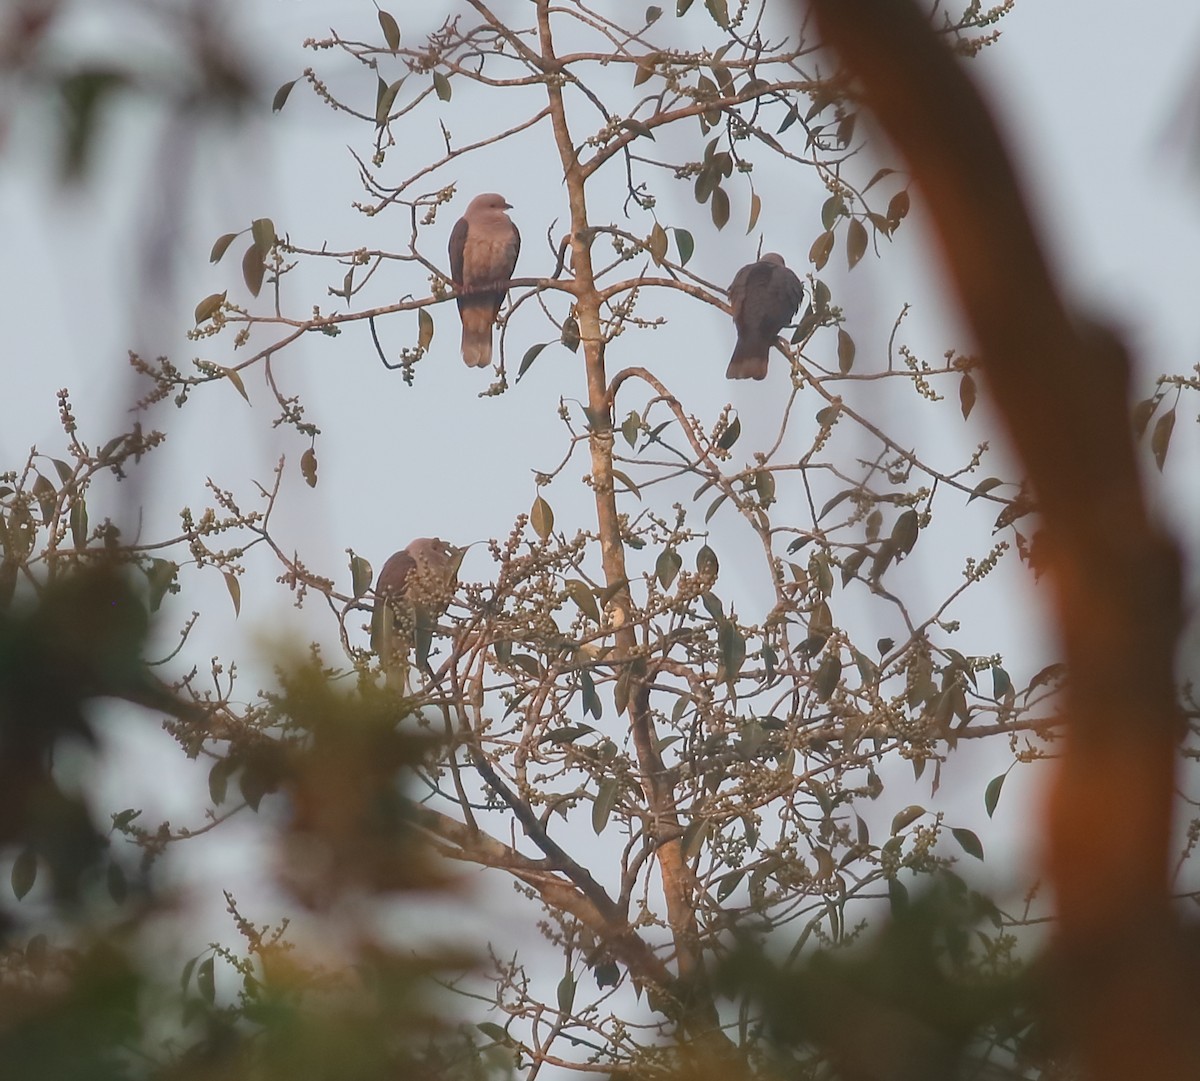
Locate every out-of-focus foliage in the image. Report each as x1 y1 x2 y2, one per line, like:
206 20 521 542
0 0 254 181
0 563 508 1080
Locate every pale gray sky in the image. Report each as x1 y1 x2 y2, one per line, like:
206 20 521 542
2 0 1199 1035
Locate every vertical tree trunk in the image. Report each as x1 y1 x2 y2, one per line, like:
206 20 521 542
534 0 726 1040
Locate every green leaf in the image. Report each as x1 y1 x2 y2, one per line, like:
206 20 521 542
891 509 919 555
704 0 730 27
761 642 777 683
194 291 226 324
620 411 640 448
611 469 642 498
633 52 660 87
984 772 1006 818
208 757 233 806
70 497 88 548
673 227 695 266
992 665 1012 698
710 185 730 230
111 808 140 831
242 244 265 297
853 649 878 686
433 71 452 102
580 668 602 719
271 79 297 113
378 9 401 52
517 341 550 380
716 868 746 901
701 591 725 621
717 414 740 449
682 818 710 860
819 488 851 521
31 474 54 524
951 827 984 861
846 218 868 269
223 572 241 617
223 366 249 402
718 620 746 681
646 5 664 23
531 495 554 540
196 957 215 1004
209 233 238 264
541 723 595 745
300 447 318 488
821 193 845 232
890 804 924 835
677 0 695 13
349 554 373 599
1132 395 1161 438
180 955 199 994
417 307 434 350
746 191 762 234
560 316 581 352
251 217 276 253
11 847 36 900
837 112 857 147
377 78 402 125
754 469 775 507
840 549 867 585
477 1022 508 1044
648 222 668 265
593 778 619 834
888 876 909 914
967 476 1002 502
836 328 855 372
887 189 911 225
1151 409 1176 471
556 972 576 1015
813 652 842 700
656 548 682 589
565 579 600 624
695 544 719 579
808 229 834 271
960 373 977 420
864 167 895 192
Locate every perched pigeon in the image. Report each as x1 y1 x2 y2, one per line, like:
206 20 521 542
726 253 803 380
448 193 521 367
372 538 459 665
375 537 458 611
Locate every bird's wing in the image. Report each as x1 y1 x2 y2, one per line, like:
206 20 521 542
448 216 469 287
741 263 803 331
728 262 756 322
470 215 518 290
376 550 417 599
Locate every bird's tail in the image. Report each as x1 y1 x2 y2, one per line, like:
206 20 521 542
726 341 769 380
459 302 498 367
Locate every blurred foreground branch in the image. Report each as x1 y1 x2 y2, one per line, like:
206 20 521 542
805 0 1195 1075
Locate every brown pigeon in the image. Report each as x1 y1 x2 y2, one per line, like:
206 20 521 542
448 193 521 367
726 253 804 380
372 538 459 665
375 538 458 611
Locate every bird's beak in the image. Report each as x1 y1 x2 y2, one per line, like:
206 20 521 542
503 201 513 210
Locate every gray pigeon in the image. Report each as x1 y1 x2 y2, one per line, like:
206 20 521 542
448 193 521 367
726 253 803 380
